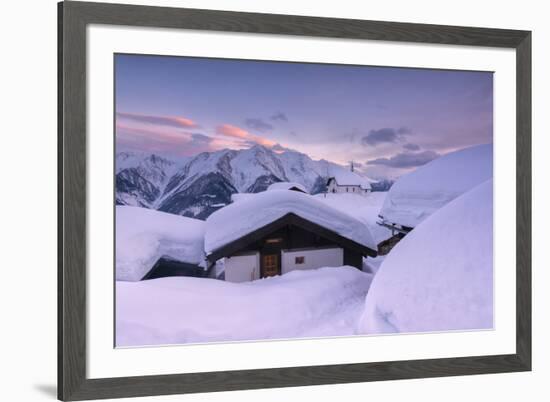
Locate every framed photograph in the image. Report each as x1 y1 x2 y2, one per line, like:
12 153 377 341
58 1 531 400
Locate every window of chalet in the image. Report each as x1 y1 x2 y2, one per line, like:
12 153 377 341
295 256 305 264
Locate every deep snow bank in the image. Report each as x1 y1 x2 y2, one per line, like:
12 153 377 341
116 206 205 281
380 143 493 228
205 190 377 254
116 266 373 346
359 179 493 334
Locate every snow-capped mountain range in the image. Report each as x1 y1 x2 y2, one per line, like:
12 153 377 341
116 145 375 219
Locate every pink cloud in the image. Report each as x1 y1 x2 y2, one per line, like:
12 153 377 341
116 123 217 156
117 112 199 129
216 124 250 139
216 124 276 147
116 120 288 157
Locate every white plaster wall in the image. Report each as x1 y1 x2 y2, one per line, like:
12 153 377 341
328 183 367 195
281 247 343 274
224 253 260 282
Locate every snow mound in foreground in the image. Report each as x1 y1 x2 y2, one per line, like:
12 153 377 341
205 190 378 254
380 143 492 228
359 179 493 334
116 206 205 281
315 192 392 245
116 266 373 346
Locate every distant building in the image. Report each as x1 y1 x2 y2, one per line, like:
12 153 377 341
326 165 372 195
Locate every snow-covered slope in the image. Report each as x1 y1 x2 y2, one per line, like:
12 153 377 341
205 190 378 254
379 143 493 228
358 179 493 334
116 266 373 346
116 206 205 281
116 145 376 219
155 145 332 218
115 152 183 207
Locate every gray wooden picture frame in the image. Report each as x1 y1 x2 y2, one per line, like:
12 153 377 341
58 1 532 400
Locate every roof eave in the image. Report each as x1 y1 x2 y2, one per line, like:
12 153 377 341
377 218 414 234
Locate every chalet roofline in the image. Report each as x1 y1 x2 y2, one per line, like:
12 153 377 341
206 212 377 263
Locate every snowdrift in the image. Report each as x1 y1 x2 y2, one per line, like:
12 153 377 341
380 143 493 228
116 266 373 346
359 179 493 334
205 190 378 254
116 206 205 281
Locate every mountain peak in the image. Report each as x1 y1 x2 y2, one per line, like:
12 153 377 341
115 146 378 219
248 144 271 153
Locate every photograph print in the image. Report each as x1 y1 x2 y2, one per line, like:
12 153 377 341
114 54 494 347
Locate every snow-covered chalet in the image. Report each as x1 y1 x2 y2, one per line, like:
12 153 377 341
205 190 377 282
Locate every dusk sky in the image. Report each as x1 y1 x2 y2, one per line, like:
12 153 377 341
115 54 493 179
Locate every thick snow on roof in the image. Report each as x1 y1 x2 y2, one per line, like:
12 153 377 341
314 192 392 245
116 266 373 346
205 190 378 254
359 179 493 334
231 193 255 203
380 143 493 228
116 206 205 281
330 169 373 190
267 181 308 193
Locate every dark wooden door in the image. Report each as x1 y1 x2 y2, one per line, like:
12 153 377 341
262 254 279 277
